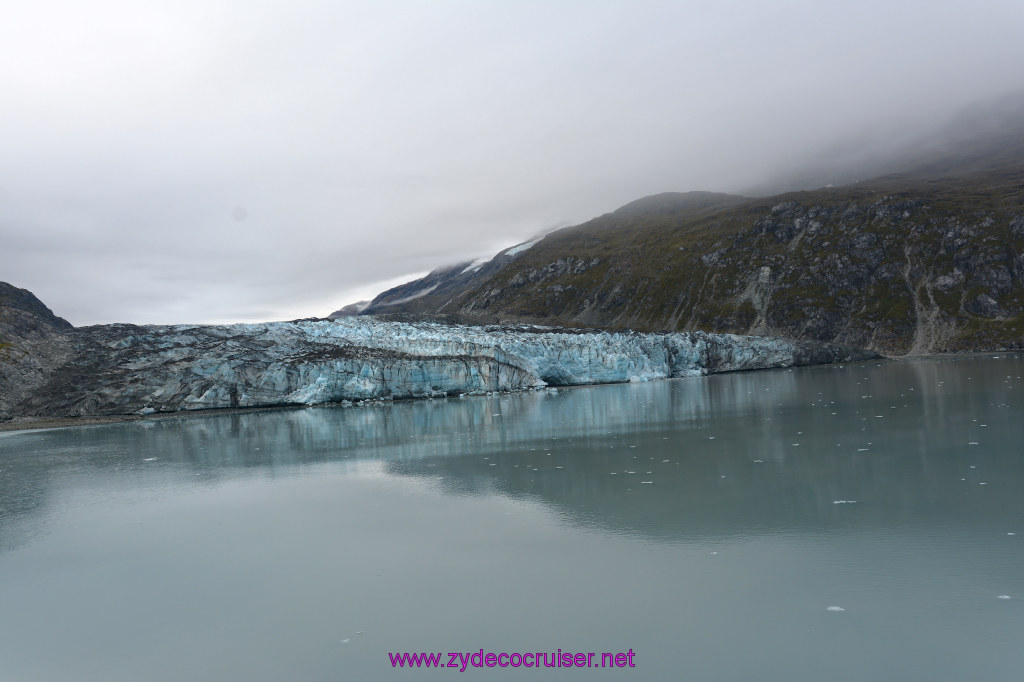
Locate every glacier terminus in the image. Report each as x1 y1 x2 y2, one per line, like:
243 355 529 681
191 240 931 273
11 317 877 417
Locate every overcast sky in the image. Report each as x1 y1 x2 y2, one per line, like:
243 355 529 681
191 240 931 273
3 0 1024 325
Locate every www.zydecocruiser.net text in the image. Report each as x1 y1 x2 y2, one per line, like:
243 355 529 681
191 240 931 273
389 649 637 671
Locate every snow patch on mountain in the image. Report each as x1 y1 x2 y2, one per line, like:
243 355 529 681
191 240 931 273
502 238 541 257
460 257 492 275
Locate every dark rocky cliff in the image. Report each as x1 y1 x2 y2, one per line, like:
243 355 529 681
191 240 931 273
0 283 74 418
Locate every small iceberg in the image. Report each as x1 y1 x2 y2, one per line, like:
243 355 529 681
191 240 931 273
827 606 846 612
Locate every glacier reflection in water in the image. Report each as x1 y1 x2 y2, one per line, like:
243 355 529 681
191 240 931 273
1 354 1023 681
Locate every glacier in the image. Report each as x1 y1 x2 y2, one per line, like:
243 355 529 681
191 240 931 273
16 317 877 417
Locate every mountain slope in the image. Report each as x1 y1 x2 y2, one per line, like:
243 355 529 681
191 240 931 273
358 115 1024 355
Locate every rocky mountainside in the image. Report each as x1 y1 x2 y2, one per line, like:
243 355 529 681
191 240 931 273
0 284 874 419
358 111 1024 355
0 283 74 418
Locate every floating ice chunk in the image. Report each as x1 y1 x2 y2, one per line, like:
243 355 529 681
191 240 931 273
641 481 653 484
856 448 870 452
143 457 158 461
998 595 1011 600
1008 532 1016 536
969 442 980 445
827 606 845 612
833 500 857 504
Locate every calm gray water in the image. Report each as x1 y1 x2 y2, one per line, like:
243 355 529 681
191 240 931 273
1 354 1022 681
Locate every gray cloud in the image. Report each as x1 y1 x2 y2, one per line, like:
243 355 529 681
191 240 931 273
3 0 1024 324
